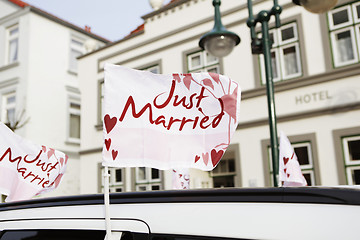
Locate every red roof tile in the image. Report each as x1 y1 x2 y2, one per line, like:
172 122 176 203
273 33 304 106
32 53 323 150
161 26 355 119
8 0 29 8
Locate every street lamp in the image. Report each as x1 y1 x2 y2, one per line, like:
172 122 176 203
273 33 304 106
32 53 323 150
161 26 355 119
199 0 240 57
199 0 338 187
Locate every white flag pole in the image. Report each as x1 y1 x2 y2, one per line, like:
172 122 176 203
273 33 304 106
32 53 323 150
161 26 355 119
103 165 112 240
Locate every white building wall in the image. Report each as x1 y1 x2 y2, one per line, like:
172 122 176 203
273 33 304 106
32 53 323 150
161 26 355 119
79 0 360 194
0 1 108 199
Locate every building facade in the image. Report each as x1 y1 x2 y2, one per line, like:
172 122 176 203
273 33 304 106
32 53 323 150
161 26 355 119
0 0 109 201
78 0 360 194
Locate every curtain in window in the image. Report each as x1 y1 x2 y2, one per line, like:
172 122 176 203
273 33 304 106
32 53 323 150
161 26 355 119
271 52 278 79
283 46 298 76
69 114 80 138
336 31 354 63
9 39 18 63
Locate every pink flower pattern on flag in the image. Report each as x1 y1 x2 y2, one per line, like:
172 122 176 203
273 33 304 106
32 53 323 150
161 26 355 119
279 131 307 187
102 64 241 171
0 122 68 202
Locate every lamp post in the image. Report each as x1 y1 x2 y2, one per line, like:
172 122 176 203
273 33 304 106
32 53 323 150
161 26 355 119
199 0 338 187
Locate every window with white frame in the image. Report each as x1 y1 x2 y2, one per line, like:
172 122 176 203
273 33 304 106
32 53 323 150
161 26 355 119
259 22 302 84
268 141 315 186
342 135 360 185
328 1 360 67
6 24 19 64
210 158 236 188
101 167 124 192
68 99 81 142
187 50 220 73
69 37 85 72
1 92 16 127
135 167 162 191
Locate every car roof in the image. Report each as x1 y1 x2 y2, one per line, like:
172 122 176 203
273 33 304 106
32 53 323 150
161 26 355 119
1 187 360 211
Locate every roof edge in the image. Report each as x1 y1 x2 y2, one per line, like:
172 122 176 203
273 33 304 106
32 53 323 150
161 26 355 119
142 0 191 20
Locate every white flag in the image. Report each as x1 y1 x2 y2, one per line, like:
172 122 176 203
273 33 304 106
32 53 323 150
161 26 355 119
102 64 241 171
0 122 68 202
172 169 190 189
279 131 307 187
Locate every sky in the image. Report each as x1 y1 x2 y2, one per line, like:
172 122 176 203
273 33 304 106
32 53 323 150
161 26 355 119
23 0 171 42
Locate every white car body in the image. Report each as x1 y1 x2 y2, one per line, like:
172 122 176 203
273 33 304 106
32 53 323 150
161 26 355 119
0 187 359 240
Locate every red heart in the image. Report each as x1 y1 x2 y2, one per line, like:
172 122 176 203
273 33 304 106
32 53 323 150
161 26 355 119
179 174 183 178
112 150 118 160
105 138 111 151
284 168 287 173
283 157 289 165
202 152 209 166
195 155 200 163
104 114 117 134
287 173 290 178
60 157 64 166
211 149 224 167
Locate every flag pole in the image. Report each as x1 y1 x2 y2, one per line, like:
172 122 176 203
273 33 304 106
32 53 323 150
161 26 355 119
103 165 112 240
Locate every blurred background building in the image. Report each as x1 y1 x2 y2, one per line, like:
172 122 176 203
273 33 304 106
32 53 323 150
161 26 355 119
0 0 109 201
1 0 360 200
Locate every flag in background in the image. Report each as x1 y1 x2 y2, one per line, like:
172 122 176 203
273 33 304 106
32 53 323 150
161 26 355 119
102 64 241 171
172 169 190 189
0 122 68 202
279 131 307 187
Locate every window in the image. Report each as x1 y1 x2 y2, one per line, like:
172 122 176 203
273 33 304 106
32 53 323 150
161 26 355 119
6 25 19 64
328 2 360 67
259 22 302 84
135 167 162 191
268 141 315 186
0 230 105 240
187 50 220 73
342 135 360 185
141 64 160 74
98 80 104 125
101 167 124 192
1 92 16 127
210 158 236 188
68 99 80 142
69 38 85 72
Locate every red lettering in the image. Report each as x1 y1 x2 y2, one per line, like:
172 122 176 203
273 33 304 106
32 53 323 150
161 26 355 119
153 80 175 109
195 87 208 108
173 93 197 109
212 112 224 128
179 117 194 131
23 150 42 163
154 115 167 128
167 117 181 130
42 180 50 188
192 116 200 129
212 98 225 128
119 96 154 124
47 162 59 173
31 175 45 185
0 148 21 163
36 161 52 172
24 171 35 180
200 116 211 129
17 167 27 177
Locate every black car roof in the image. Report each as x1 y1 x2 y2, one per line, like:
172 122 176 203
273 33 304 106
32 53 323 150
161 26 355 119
1 187 360 212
